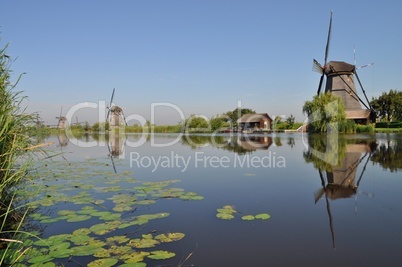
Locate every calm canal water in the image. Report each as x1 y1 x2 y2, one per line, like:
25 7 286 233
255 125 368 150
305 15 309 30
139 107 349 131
21 133 402 266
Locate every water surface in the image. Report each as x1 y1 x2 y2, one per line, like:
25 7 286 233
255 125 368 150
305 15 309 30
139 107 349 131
21 133 402 266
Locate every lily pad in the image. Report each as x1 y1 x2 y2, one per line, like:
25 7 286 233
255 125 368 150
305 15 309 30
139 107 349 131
67 214 91 222
87 258 118 267
28 254 54 264
155 232 185 243
241 215 255 221
147 250 175 260
255 213 271 220
216 213 235 220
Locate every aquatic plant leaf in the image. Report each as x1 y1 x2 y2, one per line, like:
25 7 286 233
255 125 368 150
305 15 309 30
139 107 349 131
108 245 132 255
135 199 156 205
71 245 103 256
70 234 91 245
67 214 91 222
106 235 130 244
129 238 160 249
241 215 255 221
31 262 56 267
120 251 150 263
255 213 271 220
154 232 185 243
147 250 175 260
189 195 204 200
216 213 234 220
50 242 70 251
87 258 118 267
93 248 111 258
216 208 236 214
72 228 91 236
49 248 73 259
27 254 54 264
90 221 121 235
57 210 76 216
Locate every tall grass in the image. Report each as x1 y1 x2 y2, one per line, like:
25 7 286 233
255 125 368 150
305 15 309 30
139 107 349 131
0 43 33 193
0 42 39 266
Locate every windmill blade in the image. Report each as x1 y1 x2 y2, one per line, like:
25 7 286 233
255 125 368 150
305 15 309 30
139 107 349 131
313 59 324 74
317 73 325 95
121 110 128 126
59 106 63 118
110 88 115 107
354 45 356 66
107 141 117 174
354 70 372 109
106 108 111 123
314 188 325 203
357 63 374 70
324 10 333 66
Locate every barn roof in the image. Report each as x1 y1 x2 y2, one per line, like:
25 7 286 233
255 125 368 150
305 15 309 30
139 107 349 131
237 113 272 123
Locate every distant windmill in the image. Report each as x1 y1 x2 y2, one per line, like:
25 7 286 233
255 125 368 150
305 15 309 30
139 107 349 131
106 88 127 128
55 107 68 129
313 11 376 123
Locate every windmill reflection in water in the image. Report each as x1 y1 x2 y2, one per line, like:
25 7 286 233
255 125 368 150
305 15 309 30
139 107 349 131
314 142 376 249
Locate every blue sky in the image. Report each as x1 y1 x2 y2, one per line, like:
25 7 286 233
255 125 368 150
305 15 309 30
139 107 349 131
2 0 401 125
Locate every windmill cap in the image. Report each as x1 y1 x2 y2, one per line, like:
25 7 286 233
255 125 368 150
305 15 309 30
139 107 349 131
325 61 355 75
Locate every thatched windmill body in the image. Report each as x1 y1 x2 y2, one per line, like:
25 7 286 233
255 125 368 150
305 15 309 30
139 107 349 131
313 11 375 124
106 88 127 128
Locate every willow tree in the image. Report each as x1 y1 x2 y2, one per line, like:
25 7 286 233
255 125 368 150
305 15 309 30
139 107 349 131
302 92 348 133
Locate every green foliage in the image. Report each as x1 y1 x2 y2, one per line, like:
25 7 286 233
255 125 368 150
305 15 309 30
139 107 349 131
356 124 375 133
224 108 256 127
302 93 347 133
183 115 209 133
375 121 402 129
285 114 295 128
209 116 230 132
370 89 402 122
92 122 109 132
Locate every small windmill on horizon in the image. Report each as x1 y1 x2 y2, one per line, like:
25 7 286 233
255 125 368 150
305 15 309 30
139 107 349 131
55 106 67 129
313 11 376 124
106 88 127 128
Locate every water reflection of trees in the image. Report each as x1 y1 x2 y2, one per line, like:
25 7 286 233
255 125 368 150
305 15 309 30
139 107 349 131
370 136 402 172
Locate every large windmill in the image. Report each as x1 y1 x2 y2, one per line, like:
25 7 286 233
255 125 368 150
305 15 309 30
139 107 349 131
313 11 376 124
55 107 67 129
106 88 127 128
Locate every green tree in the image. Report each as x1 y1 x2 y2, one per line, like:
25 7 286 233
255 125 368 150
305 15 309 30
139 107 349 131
370 89 402 122
302 92 347 133
210 116 230 132
225 108 256 127
285 114 295 129
184 115 209 132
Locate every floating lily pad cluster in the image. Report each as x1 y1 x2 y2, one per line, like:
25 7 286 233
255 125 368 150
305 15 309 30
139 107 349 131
21 230 182 266
10 159 202 266
216 205 271 221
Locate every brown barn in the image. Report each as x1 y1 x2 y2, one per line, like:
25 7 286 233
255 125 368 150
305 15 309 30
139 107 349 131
237 113 272 132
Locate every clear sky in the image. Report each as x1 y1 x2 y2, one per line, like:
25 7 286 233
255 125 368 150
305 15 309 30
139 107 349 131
2 0 401 125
